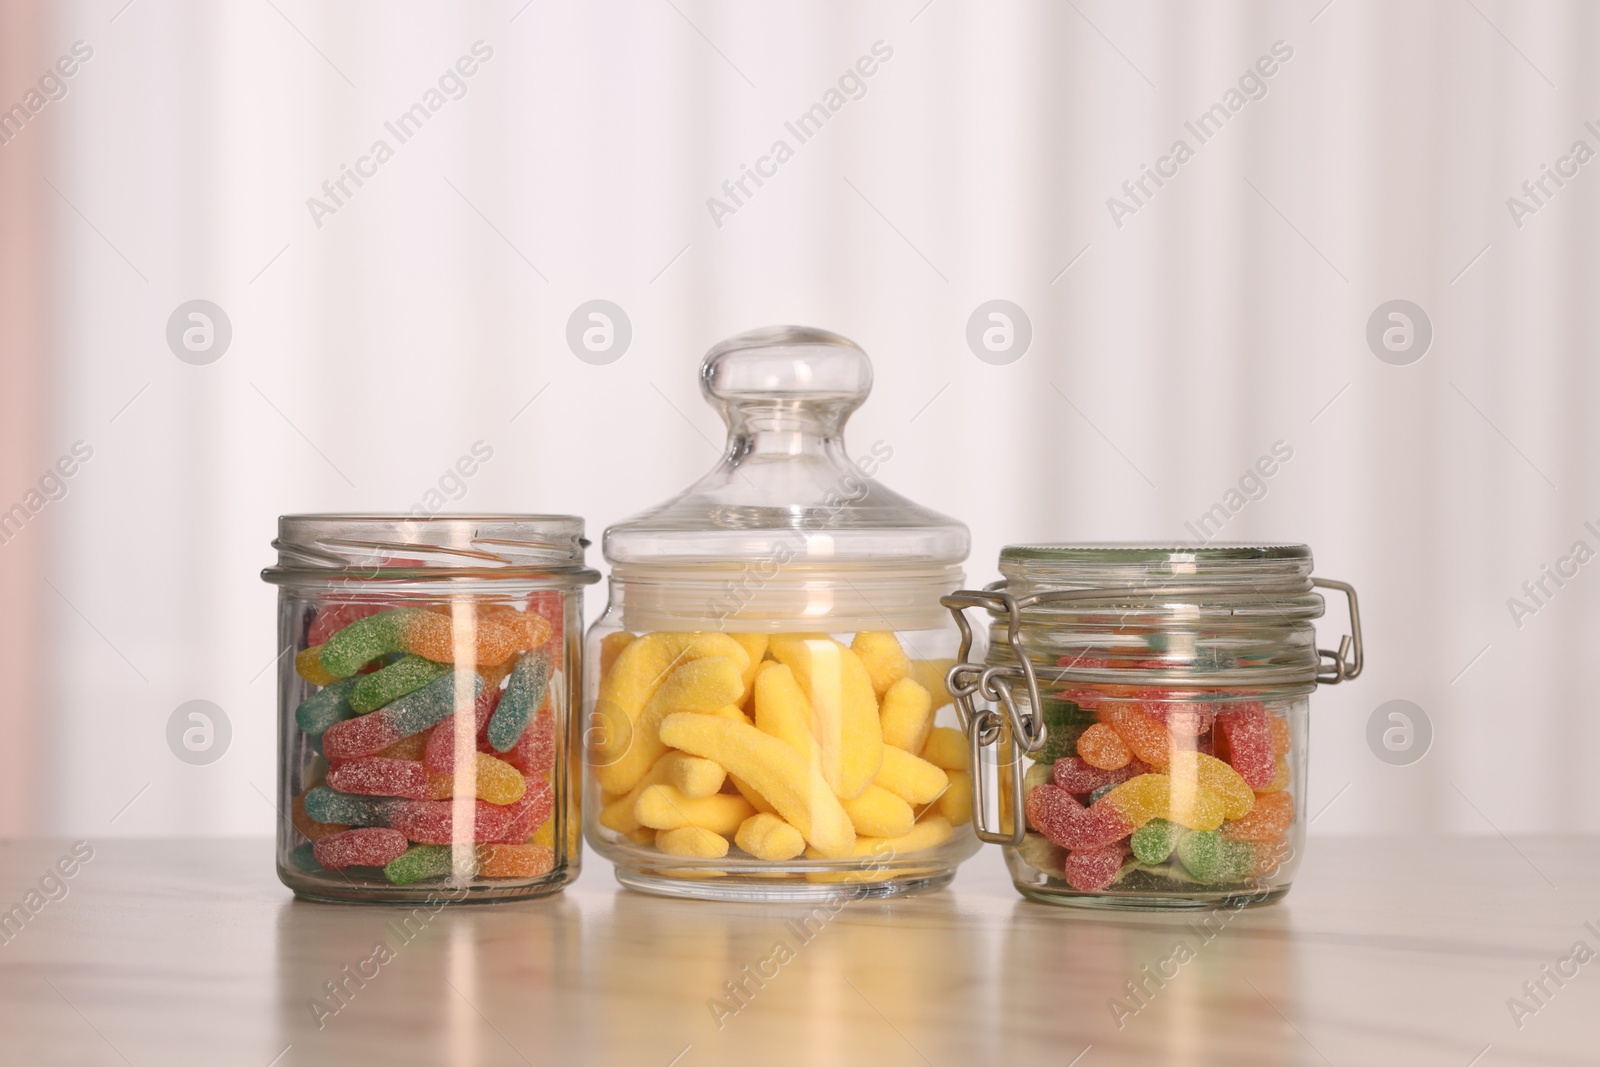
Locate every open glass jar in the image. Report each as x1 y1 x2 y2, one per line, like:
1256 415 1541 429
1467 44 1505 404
262 515 597 903
585 326 979 901
943 544 1362 909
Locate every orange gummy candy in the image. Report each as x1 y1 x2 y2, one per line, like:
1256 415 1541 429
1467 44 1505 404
1104 703 1172 767
1222 789 1294 841
1076 722 1132 770
1271 716 1291 756
291 789 348 842
477 842 555 879
403 610 531 667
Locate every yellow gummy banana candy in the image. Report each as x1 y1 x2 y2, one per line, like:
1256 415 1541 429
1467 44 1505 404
735 813 806 861
768 634 883 800
850 631 911 698
658 712 856 858
1103 773 1227 831
598 631 635 677
729 774 776 814
753 662 821 765
598 751 727 834
841 784 915 838
593 631 751 771
595 653 745 795
909 659 956 710
635 784 756 837
1167 750 1255 819
730 633 769 707
655 825 729 858
875 745 949 807
878 677 933 753
920 726 971 771
938 769 973 825
803 814 955 870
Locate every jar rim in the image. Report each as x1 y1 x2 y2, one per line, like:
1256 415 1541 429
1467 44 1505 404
261 513 598 584
1000 542 1311 565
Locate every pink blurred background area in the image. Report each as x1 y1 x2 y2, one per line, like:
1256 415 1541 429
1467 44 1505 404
0 0 1595 837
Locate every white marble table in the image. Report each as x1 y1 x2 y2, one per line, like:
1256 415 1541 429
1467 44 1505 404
0 838 1593 1065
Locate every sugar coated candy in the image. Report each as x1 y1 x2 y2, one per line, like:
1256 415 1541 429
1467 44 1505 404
302 786 394 828
1076 722 1132 770
1216 703 1275 789
1052 756 1150 796
318 609 420 678
1129 818 1183 865
1175 829 1257 884
487 650 550 752
1064 844 1127 893
1024 784 1133 852
348 655 450 714
321 672 482 760
477 843 555 879
326 757 431 800
295 677 359 738
383 844 456 886
1221 789 1294 842
313 828 410 870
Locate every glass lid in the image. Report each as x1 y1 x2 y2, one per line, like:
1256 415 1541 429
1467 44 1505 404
604 327 968 630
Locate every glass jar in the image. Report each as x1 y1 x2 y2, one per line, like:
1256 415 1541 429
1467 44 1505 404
942 544 1363 909
584 326 979 901
262 515 598 903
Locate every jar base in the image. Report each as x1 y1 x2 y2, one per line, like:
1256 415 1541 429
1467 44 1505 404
281 867 575 905
614 866 956 904
1013 883 1289 911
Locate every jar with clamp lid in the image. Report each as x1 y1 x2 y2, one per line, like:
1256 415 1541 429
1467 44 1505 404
584 326 980 901
942 544 1363 908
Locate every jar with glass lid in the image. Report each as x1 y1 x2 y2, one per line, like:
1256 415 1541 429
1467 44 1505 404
942 543 1362 908
262 514 597 903
585 326 979 900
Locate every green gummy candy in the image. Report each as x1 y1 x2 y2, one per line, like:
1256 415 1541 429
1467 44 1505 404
319 609 419 678
288 841 321 872
384 845 459 886
487 651 549 752
388 672 483 737
349 655 450 714
1130 818 1184 865
303 786 392 827
295 677 359 737
1175 830 1256 884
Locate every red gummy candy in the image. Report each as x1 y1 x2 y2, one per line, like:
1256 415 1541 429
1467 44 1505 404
526 590 564 651
1065 843 1127 892
389 799 511 844
322 713 404 762
503 704 555 777
1217 703 1274 789
1024 784 1133 852
313 827 409 870
1052 756 1149 795
486 779 554 844
326 757 430 800
307 602 390 647
1147 703 1216 737
423 687 503 774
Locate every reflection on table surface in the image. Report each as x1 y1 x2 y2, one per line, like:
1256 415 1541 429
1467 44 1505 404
0 838 1593 1065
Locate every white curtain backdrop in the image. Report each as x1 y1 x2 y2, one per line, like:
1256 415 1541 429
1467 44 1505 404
15 0 1596 836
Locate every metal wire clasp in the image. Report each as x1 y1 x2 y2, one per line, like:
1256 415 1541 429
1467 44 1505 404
941 590 1044 846
1312 578 1363 684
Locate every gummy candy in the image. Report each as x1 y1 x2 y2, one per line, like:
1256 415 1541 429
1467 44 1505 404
502 703 556 778
1221 790 1293 842
1101 773 1226 832
491 779 554 843
1064 843 1127 893
768 635 884 801
319 609 420 677
477 842 555 879
1076 722 1132 770
634 785 756 837
375 731 430 763
1024 784 1133 852
295 646 339 687
487 650 550 752
383 844 454 885
841 784 916 838
1216 704 1274 789
874 746 949 807
1052 756 1150 796
878 677 934 753
313 827 410 870
326 757 431 800
599 751 725 834
422 686 503 774
291 789 347 841
850 631 911 698
657 711 855 859
1271 716 1291 756
938 769 973 826
1167 751 1255 820
404 608 539 668
735 813 806 861
348 655 451 714
303 786 395 828
321 673 482 761
1149 702 1216 737
1175 829 1256 884
423 753 527 805
307 602 394 646
920 727 971 771
656 826 729 858
295 678 359 738
752 662 821 763
1103 703 1172 767
1130 818 1183 865
595 654 745 795
908 658 957 710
